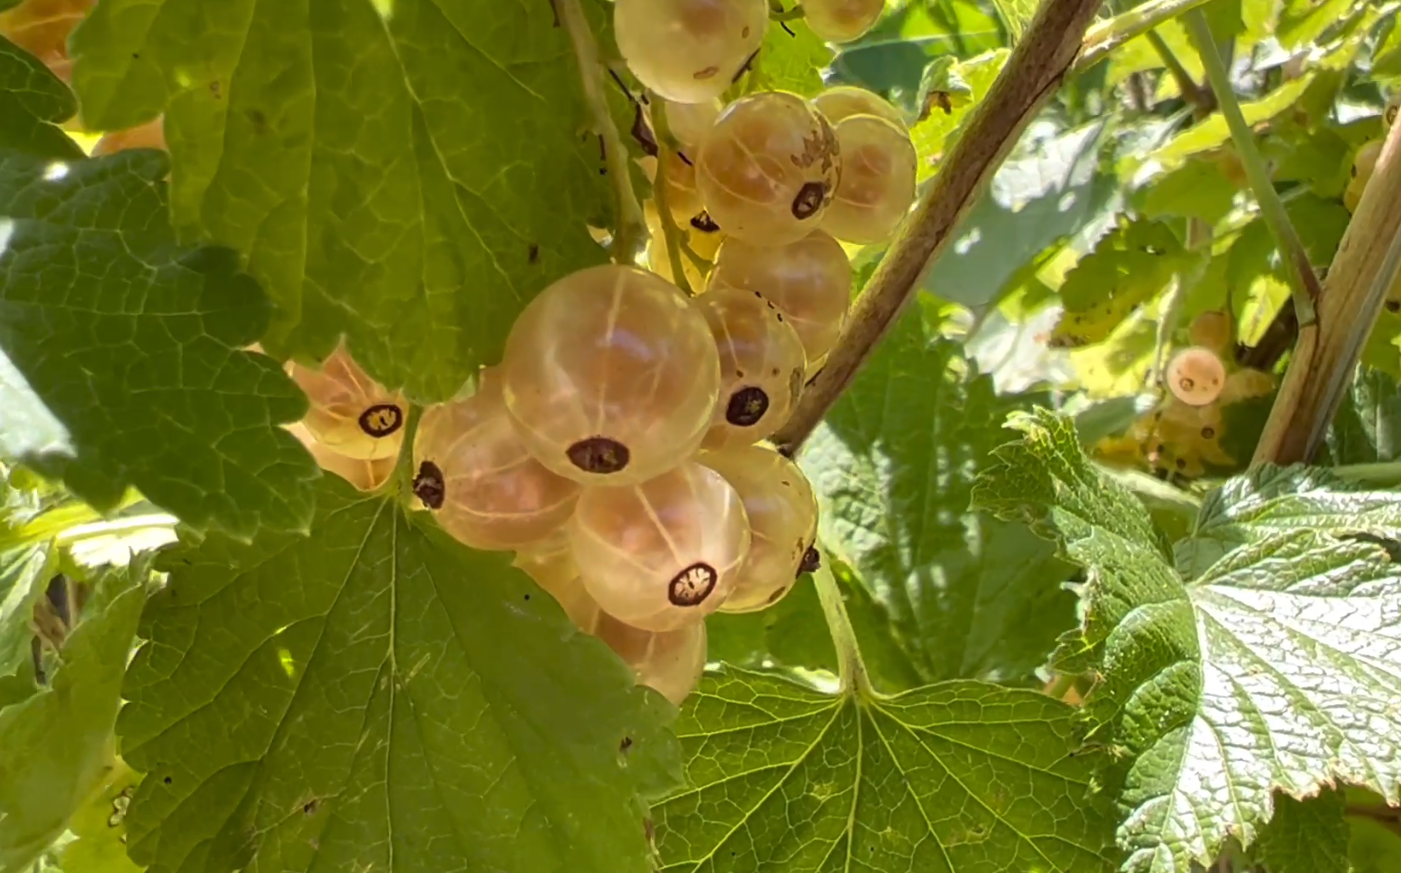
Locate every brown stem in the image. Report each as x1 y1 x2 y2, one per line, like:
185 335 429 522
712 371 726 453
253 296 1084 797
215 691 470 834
771 0 1104 453
1252 121 1401 465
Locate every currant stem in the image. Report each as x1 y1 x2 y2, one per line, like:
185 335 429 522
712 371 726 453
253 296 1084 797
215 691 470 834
810 557 875 698
1186 10 1320 329
558 0 648 266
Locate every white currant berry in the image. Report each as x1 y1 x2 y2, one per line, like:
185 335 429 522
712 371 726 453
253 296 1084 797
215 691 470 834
813 86 907 130
657 147 705 222
696 91 842 247
286 422 395 492
800 0 884 42
512 529 580 602
92 117 167 156
412 376 580 551
501 265 721 485
708 230 852 362
0 0 94 84
697 285 807 449
614 0 768 104
699 444 818 613
822 115 917 244
1187 310 1232 353
569 461 751 632
288 344 407 461
660 98 724 152
556 582 708 706
1165 347 1226 406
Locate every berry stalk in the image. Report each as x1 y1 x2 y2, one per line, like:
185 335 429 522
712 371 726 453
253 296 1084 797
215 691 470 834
809 557 874 698
771 0 1103 454
557 0 649 266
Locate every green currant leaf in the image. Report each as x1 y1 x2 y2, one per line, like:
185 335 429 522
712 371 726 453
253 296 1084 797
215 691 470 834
1326 367 1401 464
739 19 832 98
1254 790 1350 873
653 667 1115 873
118 476 681 873
974 409 1401 872
1346 788 1401 873
0 37 83 160
53 758 143 873
0 541 52 705
799 309 1077 690
0 147 319 538
70 0 615 402
909 50 1006 182
0 560 148 872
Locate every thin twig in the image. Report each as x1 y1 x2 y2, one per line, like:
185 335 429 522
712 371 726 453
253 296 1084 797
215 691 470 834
770 0 1104 453
1144 29 1211 112
1187 10 1320 328
557 0 648 265
1076 0 1216 73
1254 119 1401 465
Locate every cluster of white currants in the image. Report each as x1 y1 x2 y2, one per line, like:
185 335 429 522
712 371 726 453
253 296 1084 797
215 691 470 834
275 0 916 709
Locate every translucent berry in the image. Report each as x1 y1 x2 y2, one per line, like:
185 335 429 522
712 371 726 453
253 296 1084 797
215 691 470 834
614 0 768 104
813 86 907 129
696 91 842 247
709 231 852 362
656 147 705 222
800 0 885 42
92 117 167 156
1165 347 1226 406
413 377 581 551
1345 140 1382 214
0 0 94 84
501 265 721 486
286 422 395 492
699 444 817 613
569 461 751 632
697 285 807 449
289 345 408 461
822 115 916 244
1187 310 1232 353
513 530 580 602
660 98 724 152
556 583 708 706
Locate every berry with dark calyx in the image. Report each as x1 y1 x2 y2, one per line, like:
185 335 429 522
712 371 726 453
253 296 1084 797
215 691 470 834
412 373 580 551
569 461 751 632
614 0 768 104
695 91 842 247
285 422 395 493
288 344 408 461
696 284 807 449
698 444 817 613
822 114 916 244
708 230 852 362
800 0 885 43
813 86 907 130
501 265 721 486
1165 346 1226 407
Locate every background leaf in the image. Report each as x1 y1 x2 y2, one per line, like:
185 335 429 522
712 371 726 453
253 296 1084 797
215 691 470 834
1255 790 1350 873
0 148 319 537
653 666 1113 873
0 37 83 159
71 0 616 402
118 476 680 873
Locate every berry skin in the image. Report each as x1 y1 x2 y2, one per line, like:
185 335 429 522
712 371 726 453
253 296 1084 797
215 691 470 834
656 147 705 222
501 265 721 486
1345 140 1382 214
512 529 579 602
413 376 581 551
614 0 768 104
813 86 907 130
1165 346 1226 406
554 580 708 707
696 285 807 449
698 444 817 613
91 117 167 156
569 461 751 632
660 98 724 153
708 231 852 362
0 0 94 84
800 0 885 42
821 115 916 244
1188 310 1232 354
288 345 408 461
286 422 395 492
696 91 842 247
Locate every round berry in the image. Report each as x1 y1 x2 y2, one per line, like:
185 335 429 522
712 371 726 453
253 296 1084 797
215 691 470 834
699 444 817 613
288 345 408 461
614 0 768 104
501 265 721 485
286 422 395 493
709 231 852 362
696 91 842 247
569 461 751 632
813 86 907 130
696 285 807 449
660 98 724 152
800 0 885 43
822 115 916 244
0 0 93 84
512 530 580 602
413 376 580 551
656 147 705 222
1165 347 1226 406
